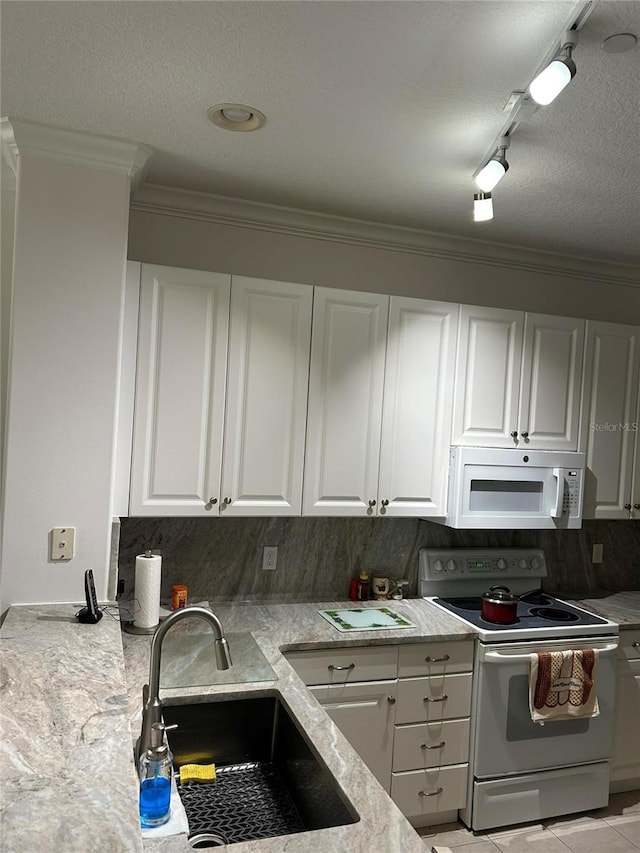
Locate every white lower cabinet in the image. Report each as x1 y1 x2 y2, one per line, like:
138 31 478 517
611 629 640 792
286 639 474 825
309 681 397 792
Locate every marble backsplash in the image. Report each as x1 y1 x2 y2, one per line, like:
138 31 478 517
117 517 640 605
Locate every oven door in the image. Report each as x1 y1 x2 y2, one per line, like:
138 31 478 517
472 637 618 779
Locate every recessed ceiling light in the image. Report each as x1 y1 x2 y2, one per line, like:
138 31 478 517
207 103 266 132
602 32 637 54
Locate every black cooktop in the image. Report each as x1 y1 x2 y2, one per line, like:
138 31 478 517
433 591 608 632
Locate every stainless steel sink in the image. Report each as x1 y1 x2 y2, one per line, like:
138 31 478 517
163 692 358 847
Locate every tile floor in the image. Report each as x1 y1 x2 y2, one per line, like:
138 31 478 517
418 790 640 853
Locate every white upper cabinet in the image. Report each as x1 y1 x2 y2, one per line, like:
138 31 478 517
130 264 230 516
220 276 312 516
453 306 585 451
580 322 640 519
303 290 458 517
303 288 389 516
378 297 459 517
452 306 523 448
130 266 312 516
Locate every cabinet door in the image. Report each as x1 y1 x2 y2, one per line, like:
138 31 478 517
518 314 585 450
452 306 523 447
130 265 230 516
310 680 396 792
611 633 640 788
220 277 312 516
378 298 458 517
580 322 640 519
303 288 389 515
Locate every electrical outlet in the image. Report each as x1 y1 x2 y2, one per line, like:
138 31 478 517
50 527 75 560
592 543 604 564
262 546 278 571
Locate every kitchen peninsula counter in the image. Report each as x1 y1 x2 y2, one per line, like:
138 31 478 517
1 597 473 852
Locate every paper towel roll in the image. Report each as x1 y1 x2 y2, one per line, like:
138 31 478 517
133 552 162 629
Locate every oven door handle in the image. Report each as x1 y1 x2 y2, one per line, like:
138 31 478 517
483 642 619 663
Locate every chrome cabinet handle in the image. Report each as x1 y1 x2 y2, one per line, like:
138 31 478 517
380 498 389 515
419 787 443 797
208 497 218 505
368 499 376 507
424 694 448 703
425 654 450 663
634 504 640 510
387 696 396 705
421 741 445 750
625 503 632 510
223 497 231 505
632 642 640 648
328 663 355 671
521 431 529 440
510 431 519 440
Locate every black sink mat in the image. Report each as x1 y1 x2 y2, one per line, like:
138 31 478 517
178 761 305 845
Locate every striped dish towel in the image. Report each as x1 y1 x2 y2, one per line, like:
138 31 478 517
529 649 600 723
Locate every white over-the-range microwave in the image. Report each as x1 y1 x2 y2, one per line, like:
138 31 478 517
440 446 585 529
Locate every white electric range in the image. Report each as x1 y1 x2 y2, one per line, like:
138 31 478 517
418 548 619 832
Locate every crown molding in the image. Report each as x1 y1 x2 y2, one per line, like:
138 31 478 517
0 118 153 190
131 183 639 288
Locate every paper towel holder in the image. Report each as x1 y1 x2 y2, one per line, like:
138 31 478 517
123 549 163 635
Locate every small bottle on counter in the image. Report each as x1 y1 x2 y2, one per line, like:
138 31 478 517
171 584 188 611
356 570 369 601
139 722 173 828
349 577 359 600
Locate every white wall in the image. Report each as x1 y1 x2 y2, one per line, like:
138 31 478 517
0 152 131 610
128 208 640 325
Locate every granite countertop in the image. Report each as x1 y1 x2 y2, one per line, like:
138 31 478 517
1 597 473 852
571 591 640 629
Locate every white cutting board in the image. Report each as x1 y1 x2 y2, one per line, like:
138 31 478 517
319 607 416 632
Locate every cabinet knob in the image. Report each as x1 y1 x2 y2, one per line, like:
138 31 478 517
634 504 640 510
379 498 389 515
387 695 396 705
223 497 232 505
625 503 632 510
424 694 448 703
209 497 218 505
421 741 446 750
425 654 450 663
521 431 529 440
510 431 519 440
368 499 377 507
632 642 640 648
418 787 443 797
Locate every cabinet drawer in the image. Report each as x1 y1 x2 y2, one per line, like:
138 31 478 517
398 640 473 676
618 630 640 664
396 673 472 723
393 719 470 772
391 764 467 817
285 646 398 685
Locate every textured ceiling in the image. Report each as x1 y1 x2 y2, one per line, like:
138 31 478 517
1 0 639 267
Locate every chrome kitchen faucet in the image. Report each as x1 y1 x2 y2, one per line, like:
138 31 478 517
135 605 232 764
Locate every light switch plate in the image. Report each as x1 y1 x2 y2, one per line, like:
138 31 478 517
50 527 75 560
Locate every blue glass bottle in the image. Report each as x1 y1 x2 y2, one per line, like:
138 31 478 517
139 723 172 828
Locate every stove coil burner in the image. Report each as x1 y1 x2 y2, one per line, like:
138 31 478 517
529 607 580 623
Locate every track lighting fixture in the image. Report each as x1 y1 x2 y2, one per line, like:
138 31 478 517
474 136 510 192
473 192 493 222
529 30 578 106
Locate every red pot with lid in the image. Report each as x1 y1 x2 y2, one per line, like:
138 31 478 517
481 585 519 624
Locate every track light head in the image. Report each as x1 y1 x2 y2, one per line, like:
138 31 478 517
530 30 578 105
474 136 511 192
473 192 494 222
